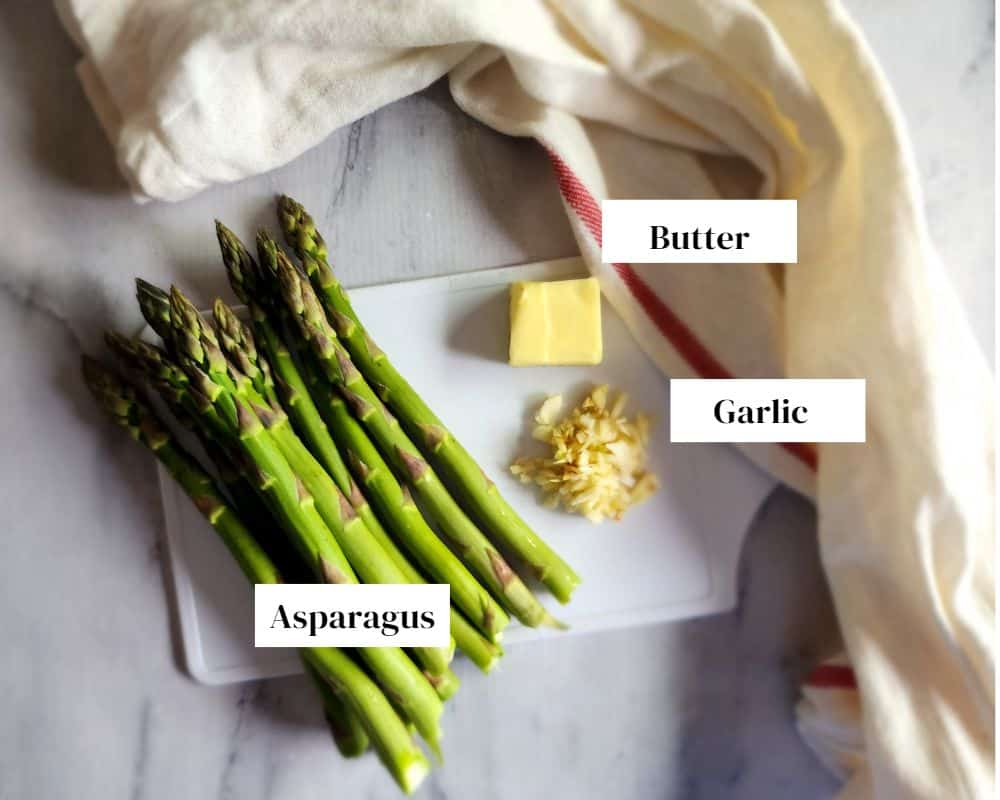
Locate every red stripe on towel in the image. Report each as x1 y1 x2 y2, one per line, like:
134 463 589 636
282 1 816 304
545 147 818 473
805 664 858 690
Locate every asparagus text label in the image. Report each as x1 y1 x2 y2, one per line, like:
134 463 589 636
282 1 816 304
255 584 451 647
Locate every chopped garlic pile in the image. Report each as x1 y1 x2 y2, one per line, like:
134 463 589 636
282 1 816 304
510 385 659 523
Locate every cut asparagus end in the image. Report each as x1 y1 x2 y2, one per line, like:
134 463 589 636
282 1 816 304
397 754 430 795
424 668 460 703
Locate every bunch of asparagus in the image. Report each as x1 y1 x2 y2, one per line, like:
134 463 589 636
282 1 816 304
82 197 580 794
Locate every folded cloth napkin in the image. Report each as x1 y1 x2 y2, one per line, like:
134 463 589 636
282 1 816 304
56 0 994 796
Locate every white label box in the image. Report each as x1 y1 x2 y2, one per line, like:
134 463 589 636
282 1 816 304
254 584 451 648
602 199 797 264
670 379 866 443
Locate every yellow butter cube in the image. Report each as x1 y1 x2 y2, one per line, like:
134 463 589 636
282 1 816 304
509 277 603 366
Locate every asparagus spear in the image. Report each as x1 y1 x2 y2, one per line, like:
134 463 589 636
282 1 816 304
82 356 282 584
302 647 428 793
178 349 445 752
307 366 506 666
128 273 500 669
278 195 580 603
302 657 370 757
102 333 439 738
104 330 301 577
81 359 426 791
203 295 452 680
274 254 562 630
272 331 503 670
212 287 405 602
136 278 174 342
108 326 453 710
127 282 454 701
212 298 281 408
136 295 443 740
253 233 510 650
213 287 350 488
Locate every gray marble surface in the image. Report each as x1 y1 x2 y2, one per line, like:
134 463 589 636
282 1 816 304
0 2 991 799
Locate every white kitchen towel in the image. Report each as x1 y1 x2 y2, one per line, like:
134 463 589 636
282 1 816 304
55 1 995 797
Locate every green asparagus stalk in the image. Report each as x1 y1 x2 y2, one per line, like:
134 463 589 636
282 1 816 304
217 224 362 505
107 329 358 593
307 367 506 667
218 226 375 533
290 347 502 672
127 277 498 673
104 332 236 477
133 280 454 696
215 296 429 592
214 286 350 487
178 351 445 752
100 337 429 748
180 358 357 585
144 300 435 711
274 255 562 630
105 330 302 578
213 290 464 688
252 233 510 650
166 287 368 582
106 329 444 714
82 356 282 585
302 647 429 793
81 359 427 792
302 657 370 757
205 295 452 680
260 240 509 640
278 196 581 603
212 298 281 408
171 330 443 751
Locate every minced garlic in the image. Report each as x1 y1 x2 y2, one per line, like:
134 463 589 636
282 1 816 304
510 385 659 523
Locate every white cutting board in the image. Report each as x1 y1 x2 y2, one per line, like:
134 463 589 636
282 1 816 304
157 257 775 684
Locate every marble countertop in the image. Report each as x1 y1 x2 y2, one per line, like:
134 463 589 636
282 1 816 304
0 2 991 799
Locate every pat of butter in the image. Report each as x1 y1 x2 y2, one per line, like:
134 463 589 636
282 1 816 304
509 278 603 366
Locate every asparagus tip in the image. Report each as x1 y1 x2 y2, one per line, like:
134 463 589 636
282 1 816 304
255 228 278 256
135 276 166 296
